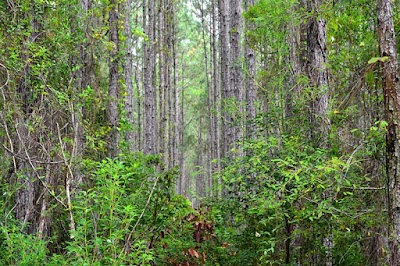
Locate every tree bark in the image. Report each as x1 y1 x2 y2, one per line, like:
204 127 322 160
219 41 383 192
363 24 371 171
177 55 185 195
196 116 205 208
107 0 120 158
229 0 243 144
306 1 331 265
195 0 212 198
13 4 42 234
244 0 256 139
211 0 221 178
219 0 230 159
378 0 400 264
123 0 136 152
167 0 177 168
307 0 330 150
158 0 167 160
286 4 303 124
143 0 157 154
173 2 179 170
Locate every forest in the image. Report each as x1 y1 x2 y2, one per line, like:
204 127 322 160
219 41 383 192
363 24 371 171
1 0 400 265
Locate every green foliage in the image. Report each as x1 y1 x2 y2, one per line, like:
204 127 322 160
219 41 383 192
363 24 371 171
0 0 395 265
244 0 299 51
211 135 382 265
63 153 194 265
0 224 53 266
0 153 198 265
368 56 389 64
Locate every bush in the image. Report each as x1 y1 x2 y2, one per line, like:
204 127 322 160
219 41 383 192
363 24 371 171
0 153 198 265
211 135 381 265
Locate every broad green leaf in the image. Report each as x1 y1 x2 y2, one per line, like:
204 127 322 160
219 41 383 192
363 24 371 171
368 56 389 64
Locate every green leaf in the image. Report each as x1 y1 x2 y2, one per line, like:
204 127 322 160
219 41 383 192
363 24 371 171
368 56 389 64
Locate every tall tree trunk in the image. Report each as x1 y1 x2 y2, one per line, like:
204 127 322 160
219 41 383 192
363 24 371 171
307 1 331 265
207 0 216 195
219 0 243 160
107 0 120 158
123 0 136 152
286 4 303 124
211 0 221 178
244 0 256 139
167 0 176 168
195 0 211 198
177 55 185 195
136 67 143 151
219 0 230 159
307 0 330 149
70 0 91 178
196 116 205 208
378 0 400 264
172 2 179 169
229 0 243 147
143 0 157 154
63 0 93 238
158 0 167 160
14 4 42 234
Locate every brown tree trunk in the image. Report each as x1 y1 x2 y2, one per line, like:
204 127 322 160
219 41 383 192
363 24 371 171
158 0 167 160
143 0 157 154
196 117 205 208
13 5 42 234
307 0 330 149
63 0 93 237
219 0 230 159
167 0 176 168
107 0 120 158
286 4 303 124
306 1 331 265
229 0 243 147
195 0 212 198
124 0 136 152
244 0 256 139
173 3 179 170
70 0 91 186
212 0 221 180
177 56 185 195
378 0 400 264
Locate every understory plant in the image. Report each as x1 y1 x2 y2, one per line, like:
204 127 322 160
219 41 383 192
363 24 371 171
211 135 384 265
0 153 199 265
65 153 195 265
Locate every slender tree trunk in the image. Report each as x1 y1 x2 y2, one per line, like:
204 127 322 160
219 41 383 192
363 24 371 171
378 0 400 264
107 0 120 158
143 0 157 154
219 0 230 159
167 0 176 168
244 0 256 139
172 1 179 169
124 0 136 152
178 56 185 195
61 0 93 238
229 0 243 146
136 66 143 151
307 0 330 149
196 117 205 208
212 0 222 197
158 0 166 160
208 0 216 195
286 4 303 123
307 1 331 265
71 0 91 188
196 0 212 197
212 0 221 176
